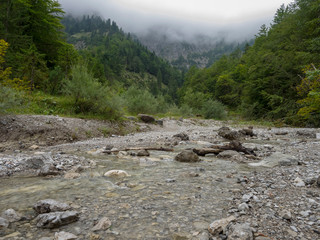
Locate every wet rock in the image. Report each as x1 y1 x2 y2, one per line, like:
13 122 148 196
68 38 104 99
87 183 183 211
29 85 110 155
33 199 72 214
175 150 201 162
138 114 155 123
137 149 150 157
0 217 9 229
280 210 292 220
173 133 190 141
218 127 240 140
218 150 243 161
226 223 254 240
92 217 112 232
1 209 21 223
104 170 130 177
54 231 78 240
35 211 79 229
208 215 236 236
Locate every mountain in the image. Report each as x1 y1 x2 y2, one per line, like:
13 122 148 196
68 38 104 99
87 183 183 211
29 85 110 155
136 29 253 70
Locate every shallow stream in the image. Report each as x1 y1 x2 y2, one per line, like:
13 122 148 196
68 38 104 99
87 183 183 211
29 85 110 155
0 144 254 239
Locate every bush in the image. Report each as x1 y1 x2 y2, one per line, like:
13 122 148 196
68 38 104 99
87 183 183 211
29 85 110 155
123 87 170 115
201 99 227 119
63 63 121 119
0 84 22 114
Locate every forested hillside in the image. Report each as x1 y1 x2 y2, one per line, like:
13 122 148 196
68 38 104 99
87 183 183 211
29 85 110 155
179 0 320 126
1 0 319 126
61 15 184 100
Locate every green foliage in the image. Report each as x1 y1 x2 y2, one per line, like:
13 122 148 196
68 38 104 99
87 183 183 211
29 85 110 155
296 66 320 126
0 84 22 114
201 99 227 120
179 0 320 124
123 86 169 115
62 15 183 102
63 63 121 119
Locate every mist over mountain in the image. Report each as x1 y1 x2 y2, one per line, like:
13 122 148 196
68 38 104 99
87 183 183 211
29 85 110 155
135 28 253 70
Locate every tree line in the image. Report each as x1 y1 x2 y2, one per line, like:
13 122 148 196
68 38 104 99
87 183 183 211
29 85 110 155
179 0 320 126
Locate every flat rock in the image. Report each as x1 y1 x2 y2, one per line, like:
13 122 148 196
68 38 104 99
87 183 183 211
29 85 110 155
175 150 201 163
104 170 130 177
92 217 112 231
54 231 78 240
208 215 236 236
35 211 79 229
33 199 72 214
226 223 254 240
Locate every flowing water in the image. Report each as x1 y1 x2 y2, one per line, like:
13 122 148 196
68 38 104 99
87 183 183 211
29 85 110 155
0 145 253 239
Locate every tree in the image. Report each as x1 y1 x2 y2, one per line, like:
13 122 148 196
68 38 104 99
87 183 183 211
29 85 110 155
296 65 320 126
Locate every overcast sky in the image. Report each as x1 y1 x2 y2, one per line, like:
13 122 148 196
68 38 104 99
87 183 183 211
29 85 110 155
58 0 293 41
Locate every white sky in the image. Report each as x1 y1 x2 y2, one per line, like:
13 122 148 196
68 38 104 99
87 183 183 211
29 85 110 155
58 0 294 40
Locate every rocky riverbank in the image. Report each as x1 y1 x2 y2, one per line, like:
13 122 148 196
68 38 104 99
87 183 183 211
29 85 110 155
0 116 319 239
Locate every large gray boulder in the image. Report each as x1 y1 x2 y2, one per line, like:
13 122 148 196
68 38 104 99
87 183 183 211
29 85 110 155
33 199 71 214
35 211 79 229
175 150 201 162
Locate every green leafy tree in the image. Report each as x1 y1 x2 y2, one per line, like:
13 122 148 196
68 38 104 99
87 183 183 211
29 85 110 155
296 65 320 126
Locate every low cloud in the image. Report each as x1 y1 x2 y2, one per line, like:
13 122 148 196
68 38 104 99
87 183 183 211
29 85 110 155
58 0 291 42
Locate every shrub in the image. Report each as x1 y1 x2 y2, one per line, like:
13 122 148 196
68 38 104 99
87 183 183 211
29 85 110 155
201 99 227 120
0 84 22 114
63 63 121 119
123 87 158 114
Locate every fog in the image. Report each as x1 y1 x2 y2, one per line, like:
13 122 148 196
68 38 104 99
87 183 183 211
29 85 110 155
58 0 293 42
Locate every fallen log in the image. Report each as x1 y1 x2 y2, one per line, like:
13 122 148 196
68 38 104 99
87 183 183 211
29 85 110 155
193 141 256 156
219 141 256 156
193 148 223 156
103 146 174 154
